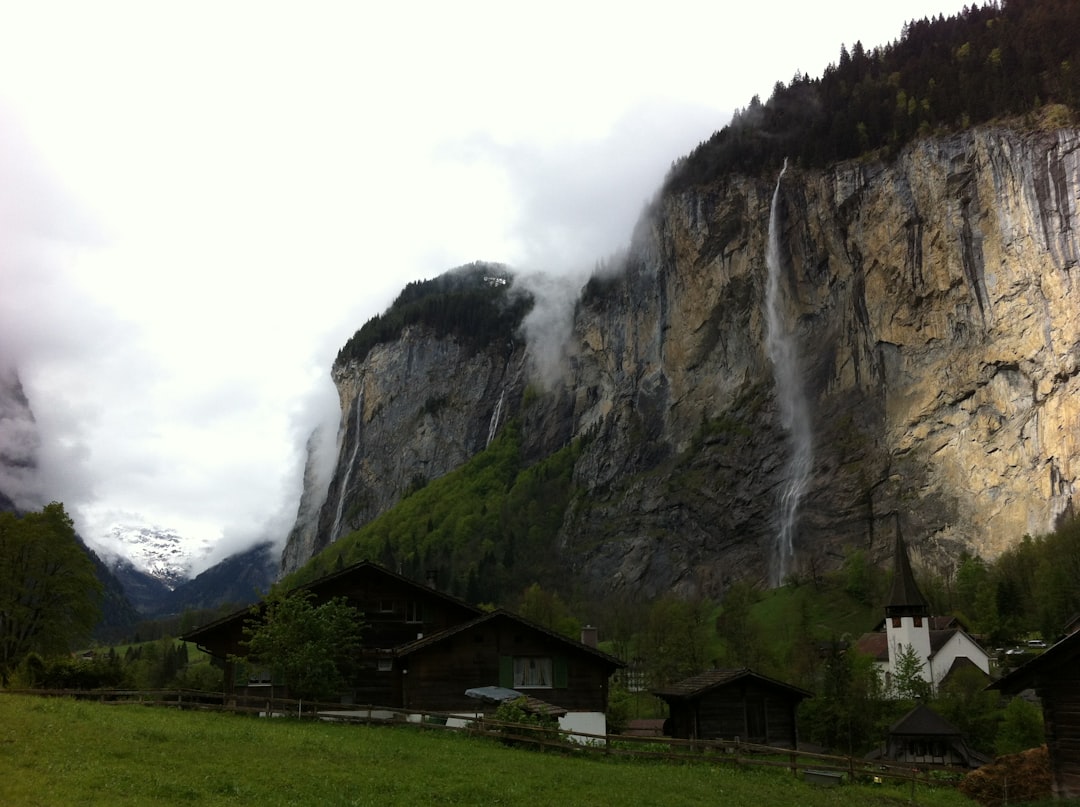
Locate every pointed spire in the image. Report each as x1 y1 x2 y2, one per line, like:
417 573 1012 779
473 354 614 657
885 535 929 618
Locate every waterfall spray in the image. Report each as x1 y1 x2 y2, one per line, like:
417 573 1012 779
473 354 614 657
764 160 813 586
330 390 363 541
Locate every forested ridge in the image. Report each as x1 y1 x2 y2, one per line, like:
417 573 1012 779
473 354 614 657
666 0 1079 190
334 262 529 368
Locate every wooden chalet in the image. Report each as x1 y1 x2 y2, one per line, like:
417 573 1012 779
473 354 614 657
182 561 623 727
991 628 1080 799
652 668 811 748
394 609 622 715
867 703 990 769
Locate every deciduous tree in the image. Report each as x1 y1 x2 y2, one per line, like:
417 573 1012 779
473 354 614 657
239 589 365 701
0 503 101 681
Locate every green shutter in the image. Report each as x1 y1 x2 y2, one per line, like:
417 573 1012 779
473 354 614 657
499 655 513 688
553 657 568 688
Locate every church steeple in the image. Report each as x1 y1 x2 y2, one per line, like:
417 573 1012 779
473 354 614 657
885 534 929 619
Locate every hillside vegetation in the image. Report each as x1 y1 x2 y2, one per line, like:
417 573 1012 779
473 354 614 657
666 0 1079 189
334 262 529 369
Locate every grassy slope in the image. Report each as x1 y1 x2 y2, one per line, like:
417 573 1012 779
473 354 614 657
0 694 974 807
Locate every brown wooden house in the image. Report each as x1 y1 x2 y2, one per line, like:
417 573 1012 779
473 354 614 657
653 668 811 748
991 628 1080 799
182 561 622 725
395 609 621 716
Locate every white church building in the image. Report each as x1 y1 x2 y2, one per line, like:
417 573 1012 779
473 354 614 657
856 536 990 694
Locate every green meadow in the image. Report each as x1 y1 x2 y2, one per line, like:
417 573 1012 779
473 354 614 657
0 694 976 807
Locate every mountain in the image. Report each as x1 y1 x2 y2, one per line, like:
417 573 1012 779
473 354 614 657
164 541 277 614
281 4 1080 601
107 536 277 617
103 524 199 591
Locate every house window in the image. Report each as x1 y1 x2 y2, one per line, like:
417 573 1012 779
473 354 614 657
913 616 922 627
377 658 393 672
892 617 902 628
405 600 421 623
513 657 552 689
377 598 395 613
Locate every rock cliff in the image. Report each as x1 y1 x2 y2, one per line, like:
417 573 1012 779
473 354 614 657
282 126 1080 598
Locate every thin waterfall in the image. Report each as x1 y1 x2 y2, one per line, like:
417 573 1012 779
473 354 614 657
486 388 505 447
330 390 363 541
764 159 812 586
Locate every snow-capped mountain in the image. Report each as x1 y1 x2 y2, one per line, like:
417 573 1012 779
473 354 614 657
103 524 202 590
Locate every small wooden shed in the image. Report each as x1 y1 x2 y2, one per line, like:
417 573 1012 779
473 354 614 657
653 668 811 748
991 628 1080 799
869 703 990 768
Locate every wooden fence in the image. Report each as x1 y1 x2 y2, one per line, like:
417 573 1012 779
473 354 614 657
6 688 964 789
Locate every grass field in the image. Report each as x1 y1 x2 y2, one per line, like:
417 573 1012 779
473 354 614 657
0 694 976 807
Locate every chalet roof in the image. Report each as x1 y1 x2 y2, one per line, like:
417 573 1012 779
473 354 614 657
652 668 812 701
394 609 625 669
991 627 1080 693
888 703 962 737
182 560 482 645
886 535 929 617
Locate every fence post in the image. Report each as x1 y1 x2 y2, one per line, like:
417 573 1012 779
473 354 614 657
790 751 797 778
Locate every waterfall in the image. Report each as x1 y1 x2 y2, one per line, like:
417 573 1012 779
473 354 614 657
330 390 363 542
486 388 505 447
764 159 812 586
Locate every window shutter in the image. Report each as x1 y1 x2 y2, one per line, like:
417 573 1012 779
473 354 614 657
499 655 513 688
553 656 568 688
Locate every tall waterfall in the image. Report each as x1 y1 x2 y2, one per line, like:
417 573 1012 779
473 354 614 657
330 390 363 542
764 160 812 586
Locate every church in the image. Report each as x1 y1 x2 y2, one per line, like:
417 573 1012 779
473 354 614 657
855 536 990 694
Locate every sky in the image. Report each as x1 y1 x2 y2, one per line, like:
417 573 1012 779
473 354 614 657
0 0 973 574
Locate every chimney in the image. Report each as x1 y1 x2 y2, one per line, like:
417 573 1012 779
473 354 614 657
580 625 598 648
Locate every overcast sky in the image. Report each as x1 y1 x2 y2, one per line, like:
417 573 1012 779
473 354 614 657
0 1 972 572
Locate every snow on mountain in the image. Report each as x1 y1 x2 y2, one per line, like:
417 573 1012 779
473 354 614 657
102 524 206 590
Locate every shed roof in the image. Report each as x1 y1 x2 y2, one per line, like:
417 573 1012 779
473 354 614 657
652 668 812 701
888 703 962 737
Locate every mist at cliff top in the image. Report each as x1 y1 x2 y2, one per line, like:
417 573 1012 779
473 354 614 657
0 1 971 572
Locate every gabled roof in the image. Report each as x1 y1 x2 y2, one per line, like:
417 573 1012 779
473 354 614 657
886 535 929 617
652 668 812 701
394 609 625 669
991 627 1080 693
182 560 482 645
888 703 962 737
855 632 889 662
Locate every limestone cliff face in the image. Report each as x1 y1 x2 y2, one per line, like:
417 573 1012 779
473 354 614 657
281 329 526 574
283 126 1080 595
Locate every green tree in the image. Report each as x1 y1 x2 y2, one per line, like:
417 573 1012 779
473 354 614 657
0 503 102 681
638 596 718 688
892 642 932 701
238 589 365 701
996 696 1045 755
516 583 580 639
